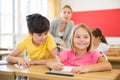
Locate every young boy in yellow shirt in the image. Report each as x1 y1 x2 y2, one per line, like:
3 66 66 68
6 13 59 68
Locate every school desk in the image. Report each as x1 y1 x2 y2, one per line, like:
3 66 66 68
108 56 120 69
0 51 11 60
16 65 120 80
0 64 120 80
0 65 15 80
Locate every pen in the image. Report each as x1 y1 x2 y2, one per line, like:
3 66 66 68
55 54 60 62
57 45 67 50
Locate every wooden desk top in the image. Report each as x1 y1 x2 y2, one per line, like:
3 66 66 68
0 64 16 80
0 64 120 80
108 56 120 62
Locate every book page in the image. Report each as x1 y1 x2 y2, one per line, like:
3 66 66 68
50 66 73 73
46 66 74 76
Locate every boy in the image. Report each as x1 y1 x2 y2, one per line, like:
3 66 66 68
6 13 59 68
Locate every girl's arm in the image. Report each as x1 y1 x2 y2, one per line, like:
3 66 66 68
29 48 61 65
72 57 112 74
86 57 112 72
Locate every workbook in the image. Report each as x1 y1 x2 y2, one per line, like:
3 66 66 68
46 66 74 76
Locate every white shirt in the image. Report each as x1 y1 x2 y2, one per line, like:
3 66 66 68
96 42 110 60
96 42 110 53
58 31 64 38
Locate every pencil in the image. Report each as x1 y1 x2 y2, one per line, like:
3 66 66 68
55 54 60 62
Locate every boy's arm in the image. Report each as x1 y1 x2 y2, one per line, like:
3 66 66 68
46 48 63 70
6 47 21 64
29 59 53 65
29 47 60 65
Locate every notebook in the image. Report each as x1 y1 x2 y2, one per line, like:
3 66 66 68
46 66 74 77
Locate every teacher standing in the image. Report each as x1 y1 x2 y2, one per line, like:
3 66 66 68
49 5 74 50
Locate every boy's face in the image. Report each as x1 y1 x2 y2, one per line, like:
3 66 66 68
30 32 48 46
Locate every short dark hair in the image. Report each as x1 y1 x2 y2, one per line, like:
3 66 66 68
26 13 50 34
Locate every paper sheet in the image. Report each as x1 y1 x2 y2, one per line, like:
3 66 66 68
51 66 73 73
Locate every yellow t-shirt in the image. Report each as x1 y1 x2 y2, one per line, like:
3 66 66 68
17 33 57 60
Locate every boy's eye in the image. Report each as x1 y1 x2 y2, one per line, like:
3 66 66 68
44 32 48 35
63 12 66 14
38 34 42 36
38 32 48 36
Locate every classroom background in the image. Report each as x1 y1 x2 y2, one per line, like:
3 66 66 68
0 0 119 49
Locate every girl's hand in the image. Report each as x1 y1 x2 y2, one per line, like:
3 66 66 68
71 66 89 74
46 61 64 70
17 57 29 68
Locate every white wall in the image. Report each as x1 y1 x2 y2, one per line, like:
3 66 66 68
106 37 120 45
61 0 120 11
61 0 120 45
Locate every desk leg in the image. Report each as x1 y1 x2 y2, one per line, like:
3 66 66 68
0 56 2 60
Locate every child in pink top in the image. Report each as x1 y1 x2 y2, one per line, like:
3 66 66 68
47 23 112 74
60 50 102 66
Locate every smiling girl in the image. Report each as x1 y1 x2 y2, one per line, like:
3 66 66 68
47 23 112 74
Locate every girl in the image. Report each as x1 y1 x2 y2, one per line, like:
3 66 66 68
92 28 110 53
47 24 112 74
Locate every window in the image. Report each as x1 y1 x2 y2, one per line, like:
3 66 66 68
0 0 48 48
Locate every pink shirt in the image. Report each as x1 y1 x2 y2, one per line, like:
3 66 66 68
60 49 103 66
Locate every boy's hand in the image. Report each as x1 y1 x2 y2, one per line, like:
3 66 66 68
17 57 29 68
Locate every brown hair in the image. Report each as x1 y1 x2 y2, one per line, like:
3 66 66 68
62 5 72 12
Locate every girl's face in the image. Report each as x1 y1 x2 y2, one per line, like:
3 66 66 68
92 35 100 45
60 7 72 21
73 28 90 50
30 32 48 46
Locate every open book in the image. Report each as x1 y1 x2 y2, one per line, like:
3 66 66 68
46 66 74 76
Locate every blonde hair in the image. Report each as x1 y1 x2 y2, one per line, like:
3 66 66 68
70 23 92 52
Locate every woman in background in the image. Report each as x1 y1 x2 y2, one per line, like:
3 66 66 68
49 5 74 50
